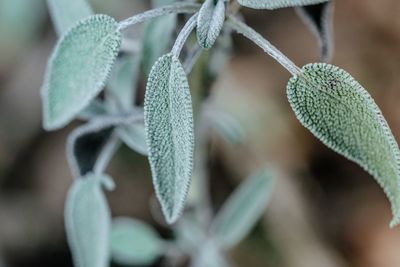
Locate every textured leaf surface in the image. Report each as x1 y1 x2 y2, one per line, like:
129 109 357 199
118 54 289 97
118 124 148 156
47 0 93 35
287 63 400 227
296 2 333 61
42 14 121 130
144 53 195 224
237 0 329 9
110 217 162 265
197 0 225 49
65 173 111 267
211 168 275 247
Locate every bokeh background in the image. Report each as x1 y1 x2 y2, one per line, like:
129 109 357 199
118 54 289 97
1 0 400 266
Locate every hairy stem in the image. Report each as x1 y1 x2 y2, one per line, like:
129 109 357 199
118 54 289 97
117 3 200 31
171 13 199 57
226 15 301 76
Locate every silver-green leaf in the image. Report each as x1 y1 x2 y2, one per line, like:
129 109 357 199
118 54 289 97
144 53 195 224
118 124 148 156
197 0 225 49
110 217 163 265
211 168 275 248
47 0 93 35
41 14 122 130
237 0 329 9
287 63 400 227
65 173 112 267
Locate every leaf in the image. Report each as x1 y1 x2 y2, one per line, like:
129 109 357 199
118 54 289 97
287 63 400 227
41 14 122 130
211 168 275 247
65 173 112 267
78 99 108 120
237 0 329 9
197 0 225 49
295 2 333 61
117 124 149 156
144 53 195 224
110 217 163 265
205 109 245 144
192 240 229 267
47 0 93 35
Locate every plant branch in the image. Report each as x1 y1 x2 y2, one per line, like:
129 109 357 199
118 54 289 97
171 13 199 57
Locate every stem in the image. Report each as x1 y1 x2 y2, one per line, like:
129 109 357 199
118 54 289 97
117 3 200 31
183 45 202 74
171 13 199 57
94 133 121 175
226 15 301 76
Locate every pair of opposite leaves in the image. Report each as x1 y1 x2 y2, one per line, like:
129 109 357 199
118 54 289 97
42 0 400 227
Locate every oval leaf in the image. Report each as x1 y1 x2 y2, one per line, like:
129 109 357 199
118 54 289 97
144 53 195 224
47 0 93 35
65 173 112 267
110 217 163 265
287 63 400 227
237 0 329 9
211 168 275 247
118 124 149 156
41 14 122 130
197 0 225 49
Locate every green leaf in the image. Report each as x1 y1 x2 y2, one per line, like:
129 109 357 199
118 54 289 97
47 0 93 35
41 14 122 130
237 0 329 9
197 0 225 49
65 173 112 267
296 2 333 61
144 53 195 224
211 168 275 247
206 109 245 144
118 124 148 156
287 63 400 227
110 217 163 265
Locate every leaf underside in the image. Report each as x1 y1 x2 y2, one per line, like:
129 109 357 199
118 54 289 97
197 0 225 49
237 0 329 9
42 14 121 130
287 63 400 227
144 53 195 224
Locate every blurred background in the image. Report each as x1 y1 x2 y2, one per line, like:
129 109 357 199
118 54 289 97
1 0 400 266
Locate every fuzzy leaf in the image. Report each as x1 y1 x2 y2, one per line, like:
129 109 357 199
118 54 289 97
41 14 122 130
237 0 329 9
47 0 93 35
110 217 163 265
65 173 112 267
296 2 333 61
144 53 195 224
197 0 225 49
287 63 400 227
211 168 275 247
118 124 148 156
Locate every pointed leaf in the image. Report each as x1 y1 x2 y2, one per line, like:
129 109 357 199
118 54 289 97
197 0 225 49
237 0 329 9
144 53 195 224
47 0 93 35
65 173 112 267
296 2 333 61
41 14 122 130
287 63 400 227
117 124 149 156
211 168 275 247
110 217 163 265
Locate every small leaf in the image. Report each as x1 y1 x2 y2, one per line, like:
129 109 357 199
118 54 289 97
47 0 93 35
295 2 333 61
41 14 122 130
117 124 148 156
65 173 112 267
144 53 195 224
78 99 108 120
197 0 225 49
237 0 329 9
110 217 163 265
211 168 275 247
287 63 400 227
205 109 245 144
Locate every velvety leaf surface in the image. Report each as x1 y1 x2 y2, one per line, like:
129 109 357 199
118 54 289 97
287 63 400 227
197 0 225 49
144 53 195 224
41 14 121 130
47 0 93 35
211 168 275 247
237 0 329 9
110 217 162 265
65 173 112 267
